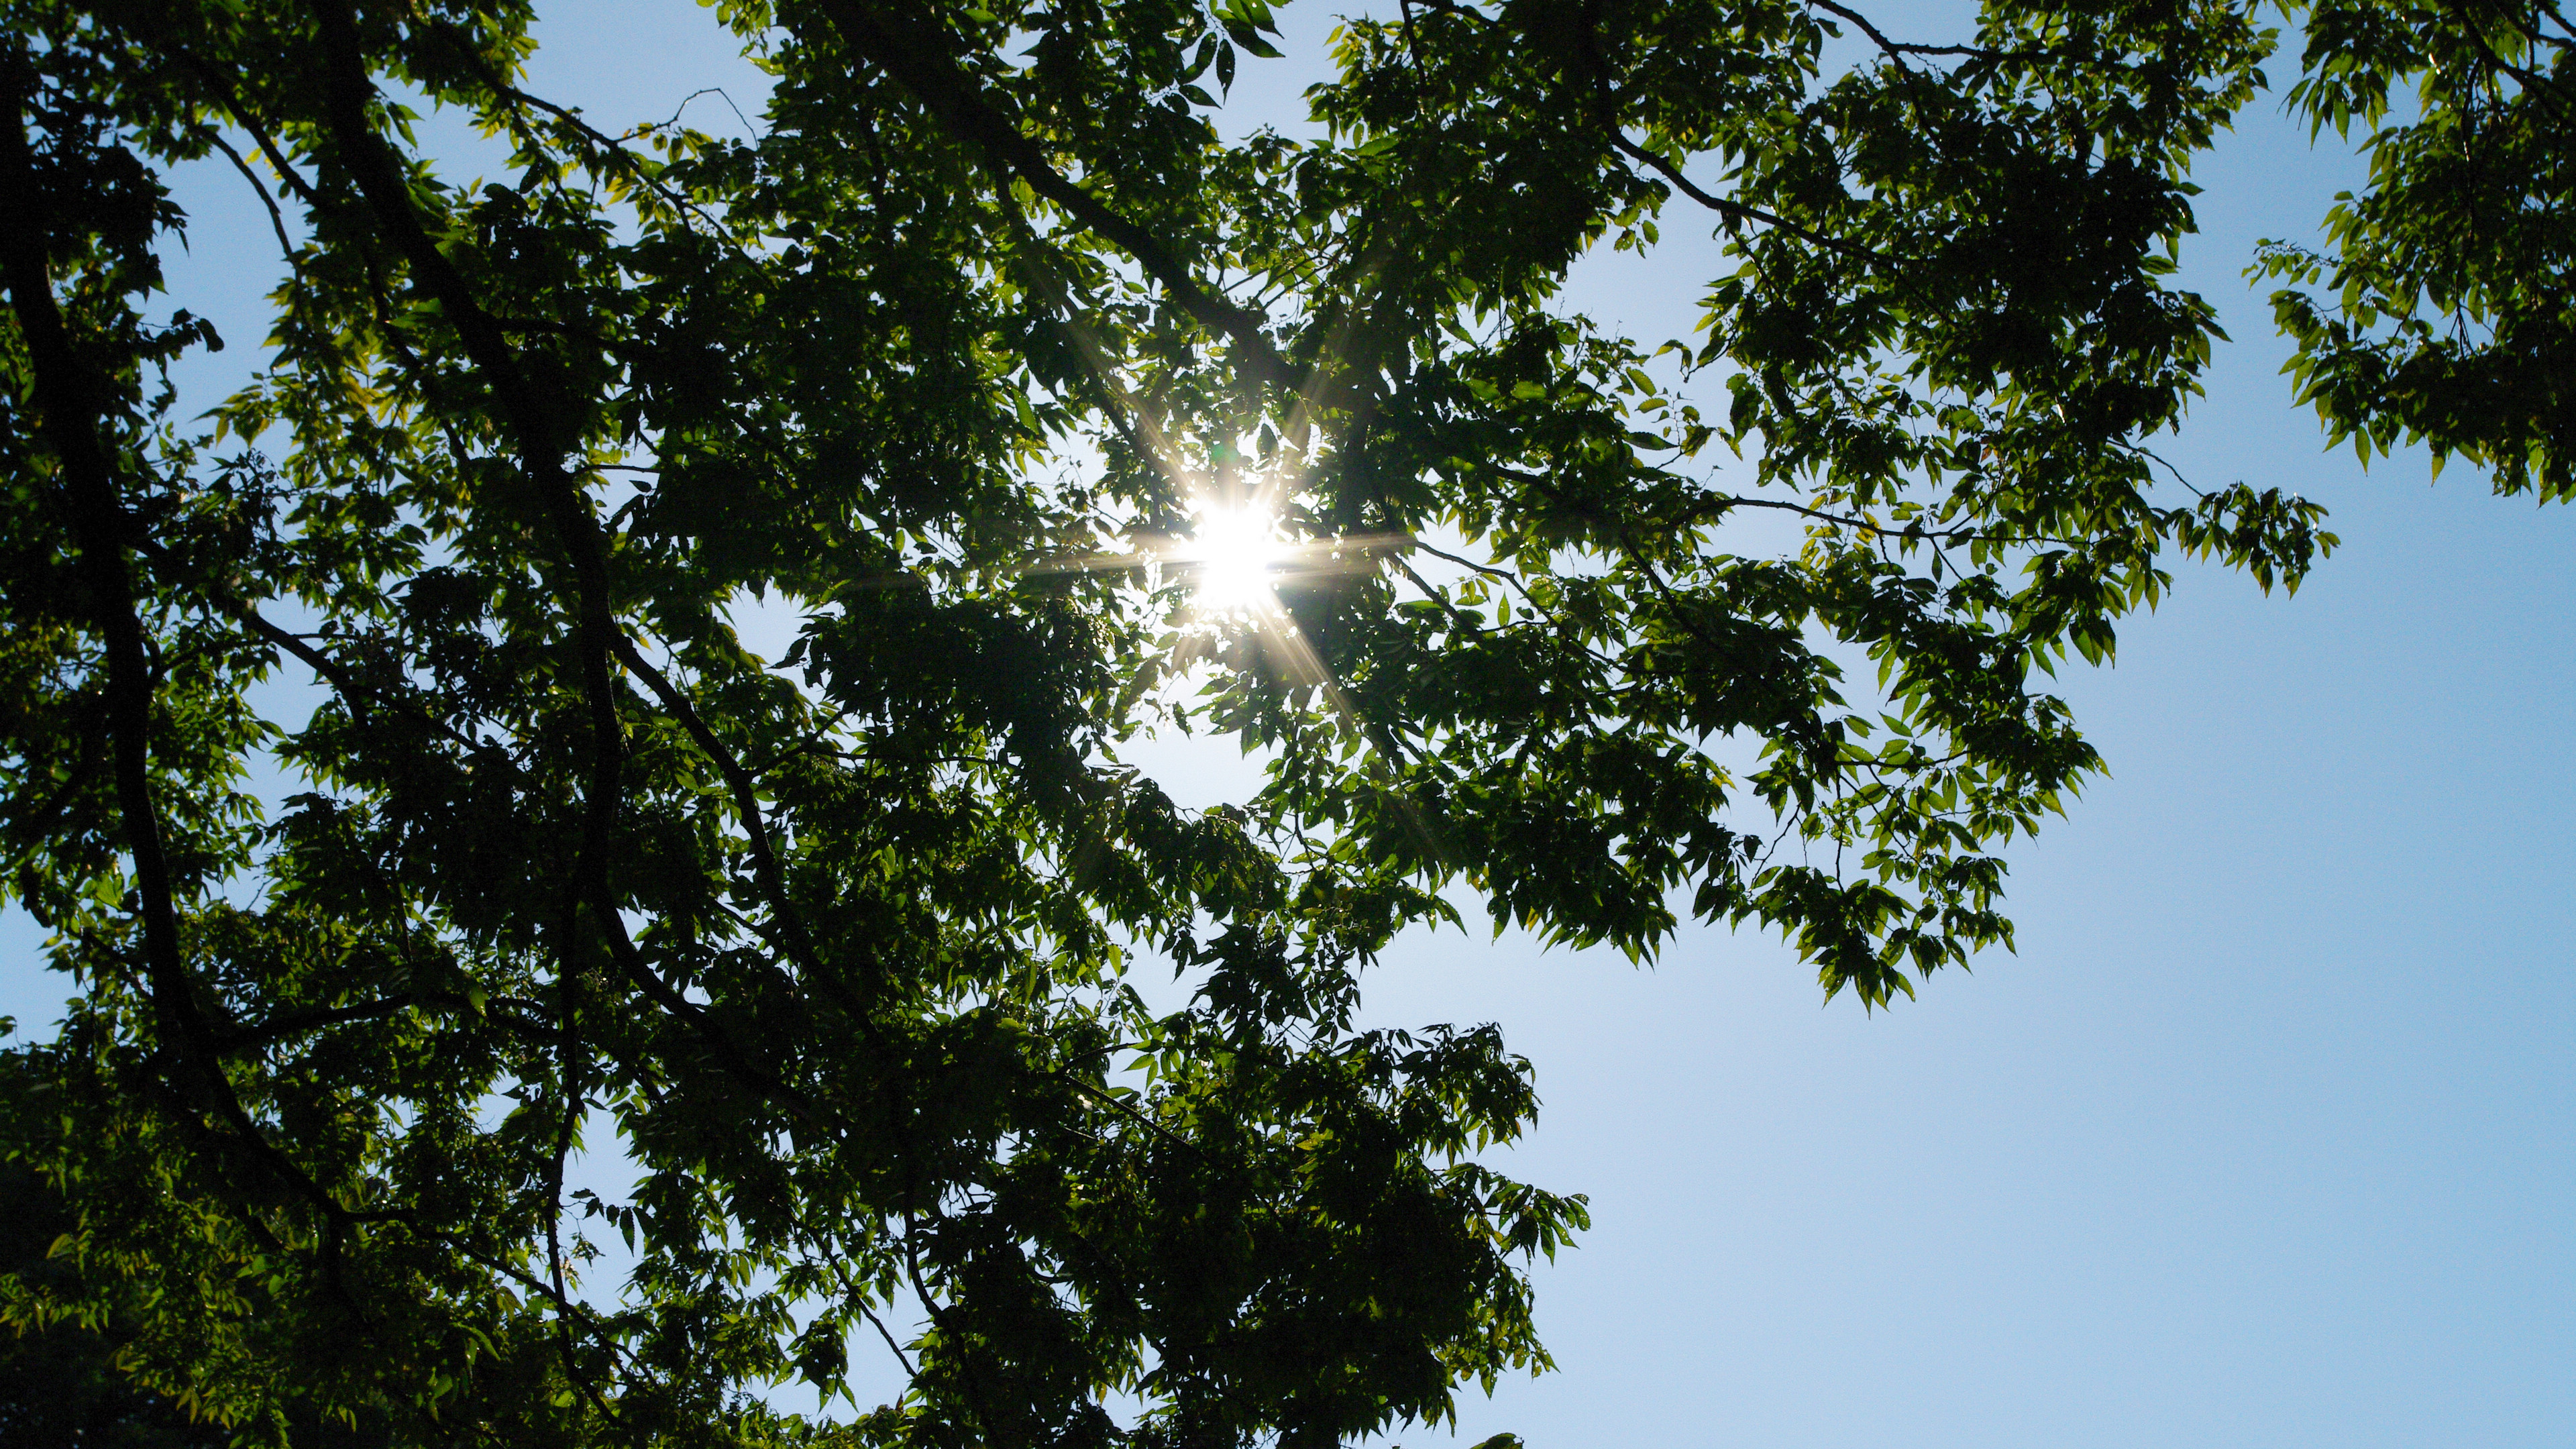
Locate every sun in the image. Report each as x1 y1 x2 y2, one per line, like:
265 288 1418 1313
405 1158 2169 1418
1183 502 1285 613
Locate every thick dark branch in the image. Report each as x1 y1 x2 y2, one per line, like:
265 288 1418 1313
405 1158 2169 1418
3 70 381 1319
545 951 586 1418
812 0 1301 395
5 71 213 1108
309 0 627 949
310 9 547 449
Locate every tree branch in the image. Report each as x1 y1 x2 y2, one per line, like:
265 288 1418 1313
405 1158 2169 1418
1807 1 2004 63
611 635 832 985
0 60 323 1218
197 125 297 262
812 0 1301 395
308 0 627 902
1608 132 1878 260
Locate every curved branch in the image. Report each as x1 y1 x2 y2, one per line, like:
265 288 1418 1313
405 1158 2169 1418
812 0 1301 395
1 63 337 1240
611 633 831 983
309 0 633 1030
1807 1 2007 64
197 126 297 262
1608 133 1878 261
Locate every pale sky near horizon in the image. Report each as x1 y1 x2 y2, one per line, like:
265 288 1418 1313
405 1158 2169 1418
3 5 2568 1446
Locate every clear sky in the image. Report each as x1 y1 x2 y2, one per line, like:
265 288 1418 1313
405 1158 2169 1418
3 4 2567 1446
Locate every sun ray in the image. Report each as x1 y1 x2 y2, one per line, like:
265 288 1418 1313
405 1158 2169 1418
1002 246 1448 861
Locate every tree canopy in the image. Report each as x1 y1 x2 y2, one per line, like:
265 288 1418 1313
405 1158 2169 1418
0 1 2563 1446
2263 1 2574 499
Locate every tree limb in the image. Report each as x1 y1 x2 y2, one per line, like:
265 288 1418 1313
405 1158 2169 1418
812 0 1301 395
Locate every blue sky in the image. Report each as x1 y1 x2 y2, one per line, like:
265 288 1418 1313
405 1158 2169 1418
5 4 2567 1445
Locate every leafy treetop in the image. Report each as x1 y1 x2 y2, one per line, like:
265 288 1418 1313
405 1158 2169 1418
0 1 2556 1446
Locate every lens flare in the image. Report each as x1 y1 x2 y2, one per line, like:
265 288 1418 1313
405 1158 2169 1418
1185 503 1283 612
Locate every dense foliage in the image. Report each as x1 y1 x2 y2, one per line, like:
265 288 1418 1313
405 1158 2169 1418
0 1 2555 1445
2262 1 2574 500
0 1165 235 1447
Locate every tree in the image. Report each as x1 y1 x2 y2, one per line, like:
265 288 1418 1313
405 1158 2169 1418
0 1 2536 1445
2261 1 2575 501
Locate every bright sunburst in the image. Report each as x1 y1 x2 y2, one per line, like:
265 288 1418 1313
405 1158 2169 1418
1180 501 1285 612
